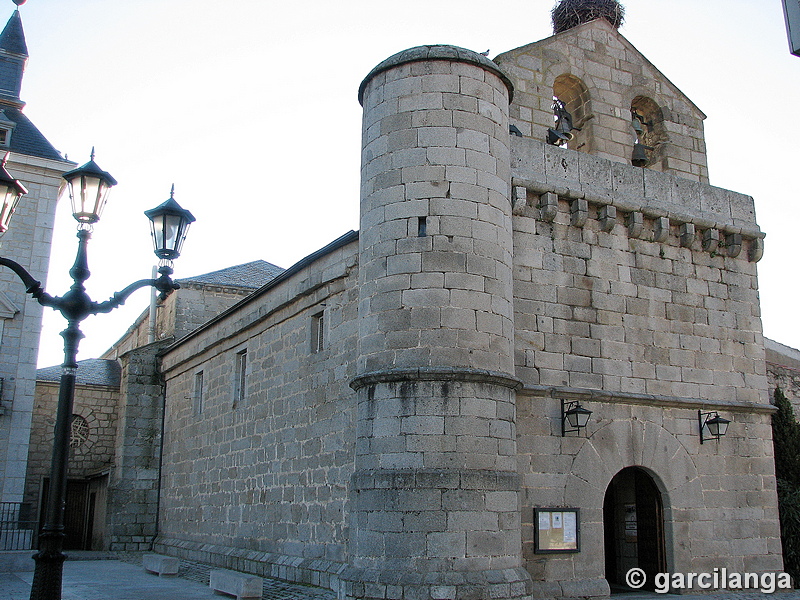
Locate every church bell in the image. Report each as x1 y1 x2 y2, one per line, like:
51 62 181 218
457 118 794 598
631 142 652 167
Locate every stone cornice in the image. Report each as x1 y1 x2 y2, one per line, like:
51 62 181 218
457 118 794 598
519 384 776 414
350 367 523 391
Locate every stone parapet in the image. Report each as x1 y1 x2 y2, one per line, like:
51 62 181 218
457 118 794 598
511 138 762 248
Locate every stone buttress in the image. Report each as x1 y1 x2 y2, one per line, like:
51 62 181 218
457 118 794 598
346 46 532 600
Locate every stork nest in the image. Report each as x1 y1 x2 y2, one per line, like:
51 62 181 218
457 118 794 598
551 0 625 34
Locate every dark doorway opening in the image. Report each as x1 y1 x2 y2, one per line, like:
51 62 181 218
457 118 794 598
39 477 106 550
603 467 666 592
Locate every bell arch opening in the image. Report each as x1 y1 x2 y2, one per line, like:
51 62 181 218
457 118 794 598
603 466 667 592
553 74 592 152
630 96 667 169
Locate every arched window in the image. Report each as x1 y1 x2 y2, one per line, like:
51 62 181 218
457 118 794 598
553 74 592 152
630 96 667 169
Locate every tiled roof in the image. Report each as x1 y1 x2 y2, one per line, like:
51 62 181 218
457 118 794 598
37 359 121 387
178 259 284 290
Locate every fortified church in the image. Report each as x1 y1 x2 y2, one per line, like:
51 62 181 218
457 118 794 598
6 1 795 599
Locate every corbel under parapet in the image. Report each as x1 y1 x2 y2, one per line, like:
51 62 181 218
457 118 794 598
627 212 644 238
513 179 766 262
679 223 696 248
599 205 616 232
571 199 588 227
538 192 558 222
653 217 670 243
702 228 720 253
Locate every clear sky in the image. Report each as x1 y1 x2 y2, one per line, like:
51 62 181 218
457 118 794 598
11 0 798 368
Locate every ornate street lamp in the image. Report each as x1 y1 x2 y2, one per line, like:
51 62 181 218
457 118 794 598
62 148 117 225
0 151 194 600
145 184 196 261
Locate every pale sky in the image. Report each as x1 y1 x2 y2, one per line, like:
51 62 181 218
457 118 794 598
12 0 798 368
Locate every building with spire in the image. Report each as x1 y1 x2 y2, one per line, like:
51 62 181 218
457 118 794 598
0 3 71 512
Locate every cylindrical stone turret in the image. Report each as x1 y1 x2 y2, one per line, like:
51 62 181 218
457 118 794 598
347 46 532 600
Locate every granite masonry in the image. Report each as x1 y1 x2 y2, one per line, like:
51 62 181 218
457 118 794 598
147 17 781 600
16 9 790 600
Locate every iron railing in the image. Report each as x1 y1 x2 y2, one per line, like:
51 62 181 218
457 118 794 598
0 502 35 550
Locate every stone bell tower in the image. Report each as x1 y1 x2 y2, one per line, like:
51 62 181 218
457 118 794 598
348 46 533 599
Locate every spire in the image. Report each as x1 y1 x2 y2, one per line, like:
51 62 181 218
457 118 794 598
0 8 27 57
0 7 27 108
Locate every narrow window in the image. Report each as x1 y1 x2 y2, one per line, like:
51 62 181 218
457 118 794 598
234 349 247 406
0 129 8 146
311 312 325 353
194 371 204 415
417 216 427 237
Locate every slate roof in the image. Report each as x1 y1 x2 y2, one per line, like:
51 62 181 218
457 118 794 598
37 359 121 387
0 10 27 56
0 10 65 161
178 259 284 290
2 107 64 161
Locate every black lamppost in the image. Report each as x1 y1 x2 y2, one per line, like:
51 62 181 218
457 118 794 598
0 150 194 600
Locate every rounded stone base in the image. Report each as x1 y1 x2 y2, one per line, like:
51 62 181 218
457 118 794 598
340 565 533 600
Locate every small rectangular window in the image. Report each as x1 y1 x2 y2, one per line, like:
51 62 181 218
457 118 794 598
417 216 427 237
311 312 325 353
0 129 8 146
193 371 204 415
233 349 247 406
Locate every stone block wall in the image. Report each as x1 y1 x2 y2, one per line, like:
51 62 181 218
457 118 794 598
156 238 359 579
0 154 68 505
495 19 709 182
509 135 781 592
24 380 119 516
102 283 254 360
516 395 781 593
357 46 516 376
107 340 171 551
766 339 800 411
511 138 765 404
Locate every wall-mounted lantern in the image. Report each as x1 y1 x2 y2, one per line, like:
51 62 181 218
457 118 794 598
562 399 592 436
698 410 730 444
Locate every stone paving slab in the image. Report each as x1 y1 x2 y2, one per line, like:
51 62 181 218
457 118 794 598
0 557 336 600
2 558 800 600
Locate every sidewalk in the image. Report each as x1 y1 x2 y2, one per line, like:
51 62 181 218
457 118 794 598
3 557 800 600
0 554 336 600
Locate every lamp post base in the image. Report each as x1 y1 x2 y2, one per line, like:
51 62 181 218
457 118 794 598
29 536 66 600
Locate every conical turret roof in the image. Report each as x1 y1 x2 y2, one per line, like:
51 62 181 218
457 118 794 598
0 9 27 56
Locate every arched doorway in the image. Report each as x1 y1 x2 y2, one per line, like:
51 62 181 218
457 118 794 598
603 467 666 592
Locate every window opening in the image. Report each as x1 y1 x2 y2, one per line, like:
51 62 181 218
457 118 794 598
417 216 427 237
311 311 325 353
194 371 204 415
234 349 247 406
70 415 89 448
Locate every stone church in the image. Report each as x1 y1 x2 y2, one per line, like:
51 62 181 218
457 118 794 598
11 1 795 599
147 5 781 599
